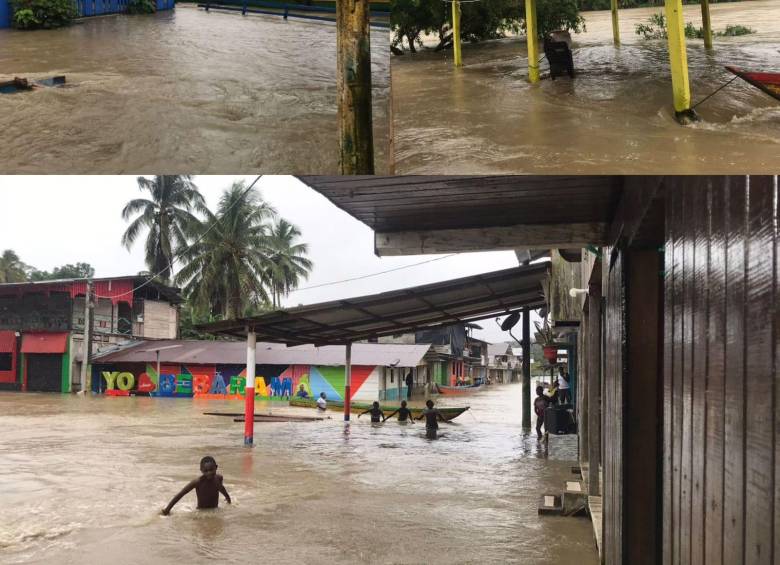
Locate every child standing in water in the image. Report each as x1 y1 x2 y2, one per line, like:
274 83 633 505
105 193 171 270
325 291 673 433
416 399 447 439
161 456 231 515
383 400 415 423
358 401 385 423
534 385 550 440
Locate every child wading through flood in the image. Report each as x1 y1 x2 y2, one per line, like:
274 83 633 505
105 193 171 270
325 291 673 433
416 399 447 439
534 385 550 440
161 456 231 515
383 400 415 423
358 401 385 423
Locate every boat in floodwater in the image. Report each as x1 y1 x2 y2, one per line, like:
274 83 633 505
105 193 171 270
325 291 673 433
437 384 485 396
725 66 780 102
289 398 470 421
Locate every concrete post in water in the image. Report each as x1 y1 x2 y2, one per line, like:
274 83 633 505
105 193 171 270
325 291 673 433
664 0 697 122
522 306 531 429
79 280 92 394
524 0 540 83
337 0 374 174
610 0 620 45
344 342 352 421
700 0 713 50
244 329 256 446
452 1 462 67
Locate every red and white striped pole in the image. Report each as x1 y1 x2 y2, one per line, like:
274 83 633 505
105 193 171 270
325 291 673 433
244 329 256 446
344 342 352 421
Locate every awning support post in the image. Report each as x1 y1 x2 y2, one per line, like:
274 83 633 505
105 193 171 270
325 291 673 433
700 0 712 49
244 329 256 446
452 1 462 67
344 342 352 421
664 0 696 122
610 0 620 45
521 306 531 429
524 0 540 83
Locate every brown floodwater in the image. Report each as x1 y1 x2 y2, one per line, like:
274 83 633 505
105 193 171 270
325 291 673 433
392 0 780 174
0 5 389 173
0 384 597 564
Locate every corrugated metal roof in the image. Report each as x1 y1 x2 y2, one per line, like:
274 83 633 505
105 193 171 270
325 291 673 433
487 343 512 357
197 263 549 345
0 330 16 353
0 275 183 304
298 176 621 232
21 332 69 354
93 339 431 367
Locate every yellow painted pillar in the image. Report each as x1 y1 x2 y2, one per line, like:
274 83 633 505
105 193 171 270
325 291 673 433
452 0 462 67
525 0 539 83
610 0 620 45
664 0 695 121
700 0 713 49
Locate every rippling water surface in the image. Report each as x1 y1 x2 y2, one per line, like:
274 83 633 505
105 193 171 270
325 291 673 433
0 384 596 564
0 5 389 173
392 0 780 174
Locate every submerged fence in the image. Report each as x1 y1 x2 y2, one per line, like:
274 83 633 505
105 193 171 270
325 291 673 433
197 0 390 28
0 0 174 29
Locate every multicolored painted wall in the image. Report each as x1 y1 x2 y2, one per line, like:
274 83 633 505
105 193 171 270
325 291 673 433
92 363 384 402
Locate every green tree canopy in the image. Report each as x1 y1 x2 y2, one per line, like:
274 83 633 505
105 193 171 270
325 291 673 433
29 262 95 281
174 182 279 320
263 218 314 308
0 250 30 283
121 175 207 283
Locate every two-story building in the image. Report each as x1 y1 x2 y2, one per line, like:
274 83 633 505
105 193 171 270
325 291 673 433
0 276 182 393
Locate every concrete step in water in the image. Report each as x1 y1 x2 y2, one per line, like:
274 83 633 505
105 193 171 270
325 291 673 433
538 494 563 515
563 480 588 516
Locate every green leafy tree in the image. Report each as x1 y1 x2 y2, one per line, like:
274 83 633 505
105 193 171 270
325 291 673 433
29 262 95 281
0 250 30 283
263 219 313 308
175 182 278 320
121 175 206 283
11 0 77 29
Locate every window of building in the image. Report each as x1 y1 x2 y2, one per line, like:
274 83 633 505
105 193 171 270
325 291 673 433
0 353 12 372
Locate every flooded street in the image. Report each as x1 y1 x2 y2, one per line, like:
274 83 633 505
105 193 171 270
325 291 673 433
0 6 389 173
392 0 780 174
0 384 596 564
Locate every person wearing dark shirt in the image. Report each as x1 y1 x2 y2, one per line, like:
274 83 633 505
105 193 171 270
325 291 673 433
383 400 415 423
296 384 309 398
358 401 385 423
161 456 231 515
405 371 414 399
534 386 550 440
416 399 447 439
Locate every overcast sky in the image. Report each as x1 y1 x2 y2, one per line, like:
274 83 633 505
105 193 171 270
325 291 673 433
0 175 539 343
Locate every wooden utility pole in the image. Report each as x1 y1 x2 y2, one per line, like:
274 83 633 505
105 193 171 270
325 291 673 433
80 281 93 394
337 0 374 174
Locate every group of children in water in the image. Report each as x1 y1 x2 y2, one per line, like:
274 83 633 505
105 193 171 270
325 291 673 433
162 399 450 515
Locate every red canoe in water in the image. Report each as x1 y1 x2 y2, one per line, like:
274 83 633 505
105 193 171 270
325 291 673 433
725 66 780 102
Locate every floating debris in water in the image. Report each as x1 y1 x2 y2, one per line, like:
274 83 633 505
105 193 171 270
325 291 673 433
0 76 66 94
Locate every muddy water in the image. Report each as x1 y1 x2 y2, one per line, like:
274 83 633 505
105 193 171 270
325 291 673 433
0 5 389 173
0 385 596 564
392 0 780 174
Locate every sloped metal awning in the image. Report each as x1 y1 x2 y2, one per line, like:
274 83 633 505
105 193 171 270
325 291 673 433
198 263 549 345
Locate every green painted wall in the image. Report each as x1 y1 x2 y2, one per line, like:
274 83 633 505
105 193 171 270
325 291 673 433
18 352 24 387
60 338 71 393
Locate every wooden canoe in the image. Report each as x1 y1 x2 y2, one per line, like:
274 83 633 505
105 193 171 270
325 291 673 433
204 411 325 422
437 384 485 396
289 397 470 421
725 66 780 102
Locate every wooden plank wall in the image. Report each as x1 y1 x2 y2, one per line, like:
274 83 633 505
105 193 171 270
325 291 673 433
602 245 625 565
663 176 778 565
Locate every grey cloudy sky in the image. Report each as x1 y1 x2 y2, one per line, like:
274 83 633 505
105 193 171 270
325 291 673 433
0 175 538 343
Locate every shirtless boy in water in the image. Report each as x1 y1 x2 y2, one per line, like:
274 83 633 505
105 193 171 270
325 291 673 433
161 456 231 515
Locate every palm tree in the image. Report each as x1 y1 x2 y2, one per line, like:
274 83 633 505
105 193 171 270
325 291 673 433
263 219 313 308
175 181 278 319
121 175 206 282
0 250 30 283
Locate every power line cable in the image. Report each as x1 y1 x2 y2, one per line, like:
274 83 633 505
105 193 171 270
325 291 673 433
93 175 263 300
288 254 459 293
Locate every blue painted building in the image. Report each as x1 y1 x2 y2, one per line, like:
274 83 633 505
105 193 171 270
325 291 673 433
0 0 174 29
